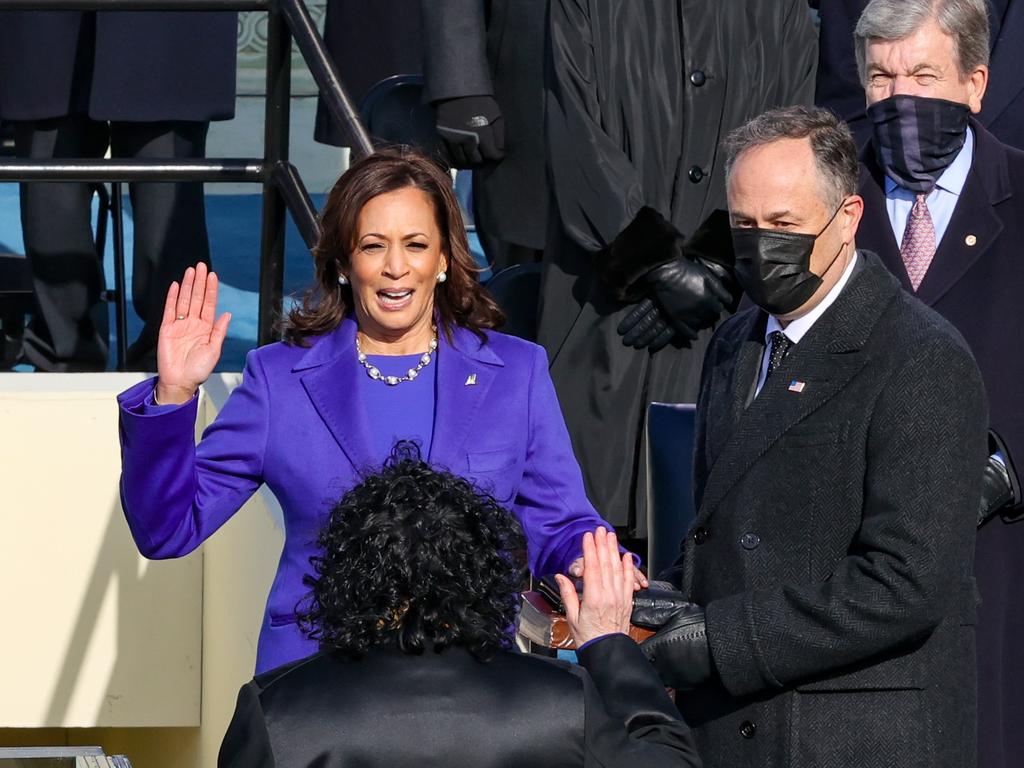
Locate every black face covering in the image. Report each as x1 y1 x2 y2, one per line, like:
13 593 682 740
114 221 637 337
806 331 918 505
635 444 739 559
731 204 845 316
868 94 970 193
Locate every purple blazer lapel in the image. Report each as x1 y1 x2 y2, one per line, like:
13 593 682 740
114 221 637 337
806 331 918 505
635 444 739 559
294 318 376 476
428 326 504 469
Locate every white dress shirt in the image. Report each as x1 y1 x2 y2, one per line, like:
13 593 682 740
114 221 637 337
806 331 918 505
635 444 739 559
885 127 974 248
754 252 859 397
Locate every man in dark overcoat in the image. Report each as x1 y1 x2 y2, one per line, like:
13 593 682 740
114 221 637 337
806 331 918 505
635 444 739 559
314 0 423 145
421 0 548 271
813 0 1024 150
639 106 987 768
851 1 1024 765
540 0 817 536
0 12 236 371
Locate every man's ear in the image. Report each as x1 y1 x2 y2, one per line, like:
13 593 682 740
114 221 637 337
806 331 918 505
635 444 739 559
841 195 865 246
967 65 989 114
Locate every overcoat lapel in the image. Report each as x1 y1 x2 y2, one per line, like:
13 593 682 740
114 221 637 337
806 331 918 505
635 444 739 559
697 256 895 519
428 326 502 469
296 319 377 476
857 153 908 287
916 123 1011 306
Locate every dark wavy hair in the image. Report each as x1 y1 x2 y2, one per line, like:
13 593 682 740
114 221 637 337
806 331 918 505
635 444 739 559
297 443 528 660
283 147 505 345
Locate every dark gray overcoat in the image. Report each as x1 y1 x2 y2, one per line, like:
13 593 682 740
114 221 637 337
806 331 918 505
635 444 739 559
666 253 987 768
421 0 549 251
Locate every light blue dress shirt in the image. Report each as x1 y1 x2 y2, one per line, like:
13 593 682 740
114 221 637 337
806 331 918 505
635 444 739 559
885 127 974 249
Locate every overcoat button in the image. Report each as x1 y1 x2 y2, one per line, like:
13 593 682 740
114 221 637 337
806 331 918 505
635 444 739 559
690 70 707 87
740 720 757 739
693 526 710 545
688 165 705 183
740 533 760 550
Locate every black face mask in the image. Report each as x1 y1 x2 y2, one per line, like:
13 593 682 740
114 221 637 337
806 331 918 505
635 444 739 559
868 94 970 193
731 204 845 316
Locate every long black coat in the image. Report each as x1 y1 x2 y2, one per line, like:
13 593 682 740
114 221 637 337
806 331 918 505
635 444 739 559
315 0 423 145
666 253 987 768
218 635 701 767
421 0 549 250
814 0 1024 150
539 0 817 533
857 120 1024 768
0 12 236 122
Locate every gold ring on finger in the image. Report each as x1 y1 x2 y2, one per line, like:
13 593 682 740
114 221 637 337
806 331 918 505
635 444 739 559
177 315 186 321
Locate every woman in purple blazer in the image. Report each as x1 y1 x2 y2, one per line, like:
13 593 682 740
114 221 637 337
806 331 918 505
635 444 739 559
117 149 636 674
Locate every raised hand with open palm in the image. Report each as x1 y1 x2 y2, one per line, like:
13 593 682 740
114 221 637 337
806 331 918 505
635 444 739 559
155 261 232 405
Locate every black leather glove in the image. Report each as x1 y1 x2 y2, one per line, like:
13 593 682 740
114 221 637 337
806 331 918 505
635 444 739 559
434 95 505 168
631 584 697 628
644 256 733 337
978 431 1022 527
979 454 1016 527
616 298 685 351
639 602 712 690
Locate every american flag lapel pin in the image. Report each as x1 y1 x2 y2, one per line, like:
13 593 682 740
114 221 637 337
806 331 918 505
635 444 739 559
788 380 806 393
465 374 477 386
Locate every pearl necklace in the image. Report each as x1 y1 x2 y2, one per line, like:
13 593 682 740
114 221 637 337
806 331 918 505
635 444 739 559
355 327 438 386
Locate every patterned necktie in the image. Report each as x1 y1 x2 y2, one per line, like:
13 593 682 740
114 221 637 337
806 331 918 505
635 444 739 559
900 194 937 291
766 331 792 380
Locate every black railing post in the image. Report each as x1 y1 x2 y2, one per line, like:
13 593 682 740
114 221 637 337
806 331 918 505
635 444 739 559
110 183 129 370
258 3 292 346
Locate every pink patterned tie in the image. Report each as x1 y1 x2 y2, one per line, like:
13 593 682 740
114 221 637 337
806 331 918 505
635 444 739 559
900 194 936 291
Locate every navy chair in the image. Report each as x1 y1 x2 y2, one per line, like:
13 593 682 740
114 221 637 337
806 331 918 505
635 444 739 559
645 402 699 577
359 74 443 156
484 263 542 342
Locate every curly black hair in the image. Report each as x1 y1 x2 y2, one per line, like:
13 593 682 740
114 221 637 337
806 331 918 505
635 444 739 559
297 442 528 661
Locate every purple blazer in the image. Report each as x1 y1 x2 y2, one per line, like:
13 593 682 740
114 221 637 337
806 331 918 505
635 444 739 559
118 319 612 673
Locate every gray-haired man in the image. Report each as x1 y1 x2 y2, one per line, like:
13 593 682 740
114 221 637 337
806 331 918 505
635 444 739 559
853 2 1024 765
639 105 987 768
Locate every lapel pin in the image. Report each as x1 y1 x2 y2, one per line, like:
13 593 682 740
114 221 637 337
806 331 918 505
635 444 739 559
465 374 477 386
788 380 806 393
965 234 978 247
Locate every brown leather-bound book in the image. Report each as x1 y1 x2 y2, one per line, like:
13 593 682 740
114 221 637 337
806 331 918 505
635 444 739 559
518 591 655 650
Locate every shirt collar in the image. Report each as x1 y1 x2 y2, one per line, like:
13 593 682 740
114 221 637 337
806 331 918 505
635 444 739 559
765 252 858 345
884 125 974 197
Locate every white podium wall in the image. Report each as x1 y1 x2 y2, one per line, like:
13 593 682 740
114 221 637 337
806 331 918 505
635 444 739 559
0 373 283 768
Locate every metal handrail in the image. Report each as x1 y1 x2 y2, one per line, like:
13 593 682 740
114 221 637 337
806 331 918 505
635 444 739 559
0 0 373 366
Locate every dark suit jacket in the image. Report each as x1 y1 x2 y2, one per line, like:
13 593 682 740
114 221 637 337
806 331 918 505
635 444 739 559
814 0 1024 150
857 119 1024 768
218 634 702 767
421 0 549 250
0 12 236 122
667 253 987 768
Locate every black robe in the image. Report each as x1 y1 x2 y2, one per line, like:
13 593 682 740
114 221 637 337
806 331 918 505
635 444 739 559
540 0 817 534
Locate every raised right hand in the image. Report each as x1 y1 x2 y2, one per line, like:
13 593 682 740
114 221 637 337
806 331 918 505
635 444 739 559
156 262 231 404
555 528 635 647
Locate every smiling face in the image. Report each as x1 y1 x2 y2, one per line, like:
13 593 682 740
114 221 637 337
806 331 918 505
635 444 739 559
864 18 988 112
346 186 448 353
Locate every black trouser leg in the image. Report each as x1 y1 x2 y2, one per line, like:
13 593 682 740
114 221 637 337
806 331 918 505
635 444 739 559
111 120 212 371
14 115 110 372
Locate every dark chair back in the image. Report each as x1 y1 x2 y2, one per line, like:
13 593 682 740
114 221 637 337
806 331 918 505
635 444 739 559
359 75 443 156
646 402 698 577
485 263 542 342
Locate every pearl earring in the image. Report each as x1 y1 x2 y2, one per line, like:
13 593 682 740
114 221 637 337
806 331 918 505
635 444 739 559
337 274 349 285
437 271 447 283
